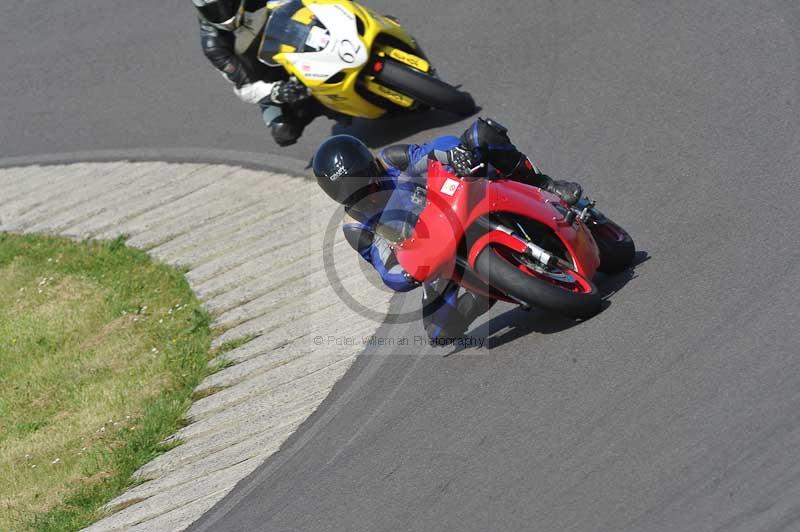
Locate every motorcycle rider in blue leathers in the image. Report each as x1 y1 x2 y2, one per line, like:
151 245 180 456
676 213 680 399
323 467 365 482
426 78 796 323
313 118 583 343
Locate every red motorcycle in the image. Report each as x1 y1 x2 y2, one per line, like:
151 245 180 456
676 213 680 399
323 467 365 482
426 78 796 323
391 160 635 318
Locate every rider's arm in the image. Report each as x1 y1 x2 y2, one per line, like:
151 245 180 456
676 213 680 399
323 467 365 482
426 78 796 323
377 139 460 176
199 18 305 105
387 136 462 177
198 18 253 88
458 119 582 203
459 118 550 186
376 144 412 175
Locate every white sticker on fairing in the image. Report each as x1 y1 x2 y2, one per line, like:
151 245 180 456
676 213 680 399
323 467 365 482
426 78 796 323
306 26 330 50
284 4 368 83
440 178 460 196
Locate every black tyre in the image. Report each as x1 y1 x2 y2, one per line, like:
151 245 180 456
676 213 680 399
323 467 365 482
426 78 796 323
589 218 635 274
474 245 603 319
374 59 476 116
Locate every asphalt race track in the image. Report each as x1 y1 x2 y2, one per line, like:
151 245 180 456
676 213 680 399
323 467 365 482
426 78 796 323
4 1 800 531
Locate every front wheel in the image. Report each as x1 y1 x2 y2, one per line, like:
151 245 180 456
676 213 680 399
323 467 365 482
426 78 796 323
589 217 635 274
474 245 603 319
374 59 476 117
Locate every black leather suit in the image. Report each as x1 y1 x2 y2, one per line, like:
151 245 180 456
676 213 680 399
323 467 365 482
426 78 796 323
197 4 321 146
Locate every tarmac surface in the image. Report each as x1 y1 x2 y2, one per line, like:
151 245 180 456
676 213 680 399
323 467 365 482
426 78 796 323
3 1 800 531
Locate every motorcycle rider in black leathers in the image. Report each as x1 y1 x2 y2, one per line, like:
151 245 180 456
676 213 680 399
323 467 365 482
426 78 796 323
313 118 583 343
193 0 322 146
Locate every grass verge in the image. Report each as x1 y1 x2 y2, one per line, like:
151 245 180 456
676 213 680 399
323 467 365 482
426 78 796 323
0 233 212 531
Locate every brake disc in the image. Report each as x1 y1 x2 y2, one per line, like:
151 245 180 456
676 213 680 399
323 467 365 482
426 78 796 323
514 252 576 283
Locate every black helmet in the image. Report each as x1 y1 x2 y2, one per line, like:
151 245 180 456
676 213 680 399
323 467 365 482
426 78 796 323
313 135 380 206
192 0 244 30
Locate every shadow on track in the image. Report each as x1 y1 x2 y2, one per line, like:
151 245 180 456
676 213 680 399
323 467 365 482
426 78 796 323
446 250 650 354
330 108 480 148
596 250 650 302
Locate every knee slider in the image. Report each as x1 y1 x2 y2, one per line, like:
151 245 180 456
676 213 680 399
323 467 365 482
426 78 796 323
270 120 301 146
342 224 373 253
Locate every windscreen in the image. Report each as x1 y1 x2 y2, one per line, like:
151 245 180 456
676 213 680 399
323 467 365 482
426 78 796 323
376 174 428 243
260 0 311 65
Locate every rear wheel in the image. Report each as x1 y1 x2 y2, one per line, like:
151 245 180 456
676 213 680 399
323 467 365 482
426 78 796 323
474 244 602 319
374 59 476 117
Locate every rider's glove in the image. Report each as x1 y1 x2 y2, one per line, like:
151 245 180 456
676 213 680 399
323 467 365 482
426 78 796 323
445 146 477 176
545 179 583 206
233 81 274 104
270 77 311 104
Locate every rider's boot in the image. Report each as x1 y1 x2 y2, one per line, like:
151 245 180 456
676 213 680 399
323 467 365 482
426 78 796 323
456 291 496 324
501 155 584 206
423 281 495 342
509 168 584 206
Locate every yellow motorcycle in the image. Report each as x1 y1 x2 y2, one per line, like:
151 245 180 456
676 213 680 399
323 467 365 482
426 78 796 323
260 0 476 119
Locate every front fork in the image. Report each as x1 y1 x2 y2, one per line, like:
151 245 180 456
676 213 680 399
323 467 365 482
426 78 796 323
469 216 573 272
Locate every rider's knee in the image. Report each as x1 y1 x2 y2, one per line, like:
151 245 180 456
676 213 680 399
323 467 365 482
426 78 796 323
260 103 282 126
270 120 302 147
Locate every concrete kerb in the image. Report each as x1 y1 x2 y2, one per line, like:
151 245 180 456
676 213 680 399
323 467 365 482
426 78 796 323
0 147 312 179
0 154 394 532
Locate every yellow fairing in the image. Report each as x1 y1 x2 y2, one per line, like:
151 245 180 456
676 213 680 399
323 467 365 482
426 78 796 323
362 76 415 108
384 48 430 73
267 0 428 119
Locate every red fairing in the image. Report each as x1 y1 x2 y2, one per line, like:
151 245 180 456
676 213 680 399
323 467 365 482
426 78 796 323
472 179 601 277
394 160 601 282
393 160 477 281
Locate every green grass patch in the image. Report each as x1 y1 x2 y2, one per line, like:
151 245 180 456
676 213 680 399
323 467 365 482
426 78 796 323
211 334 257 359
0 232 212 531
